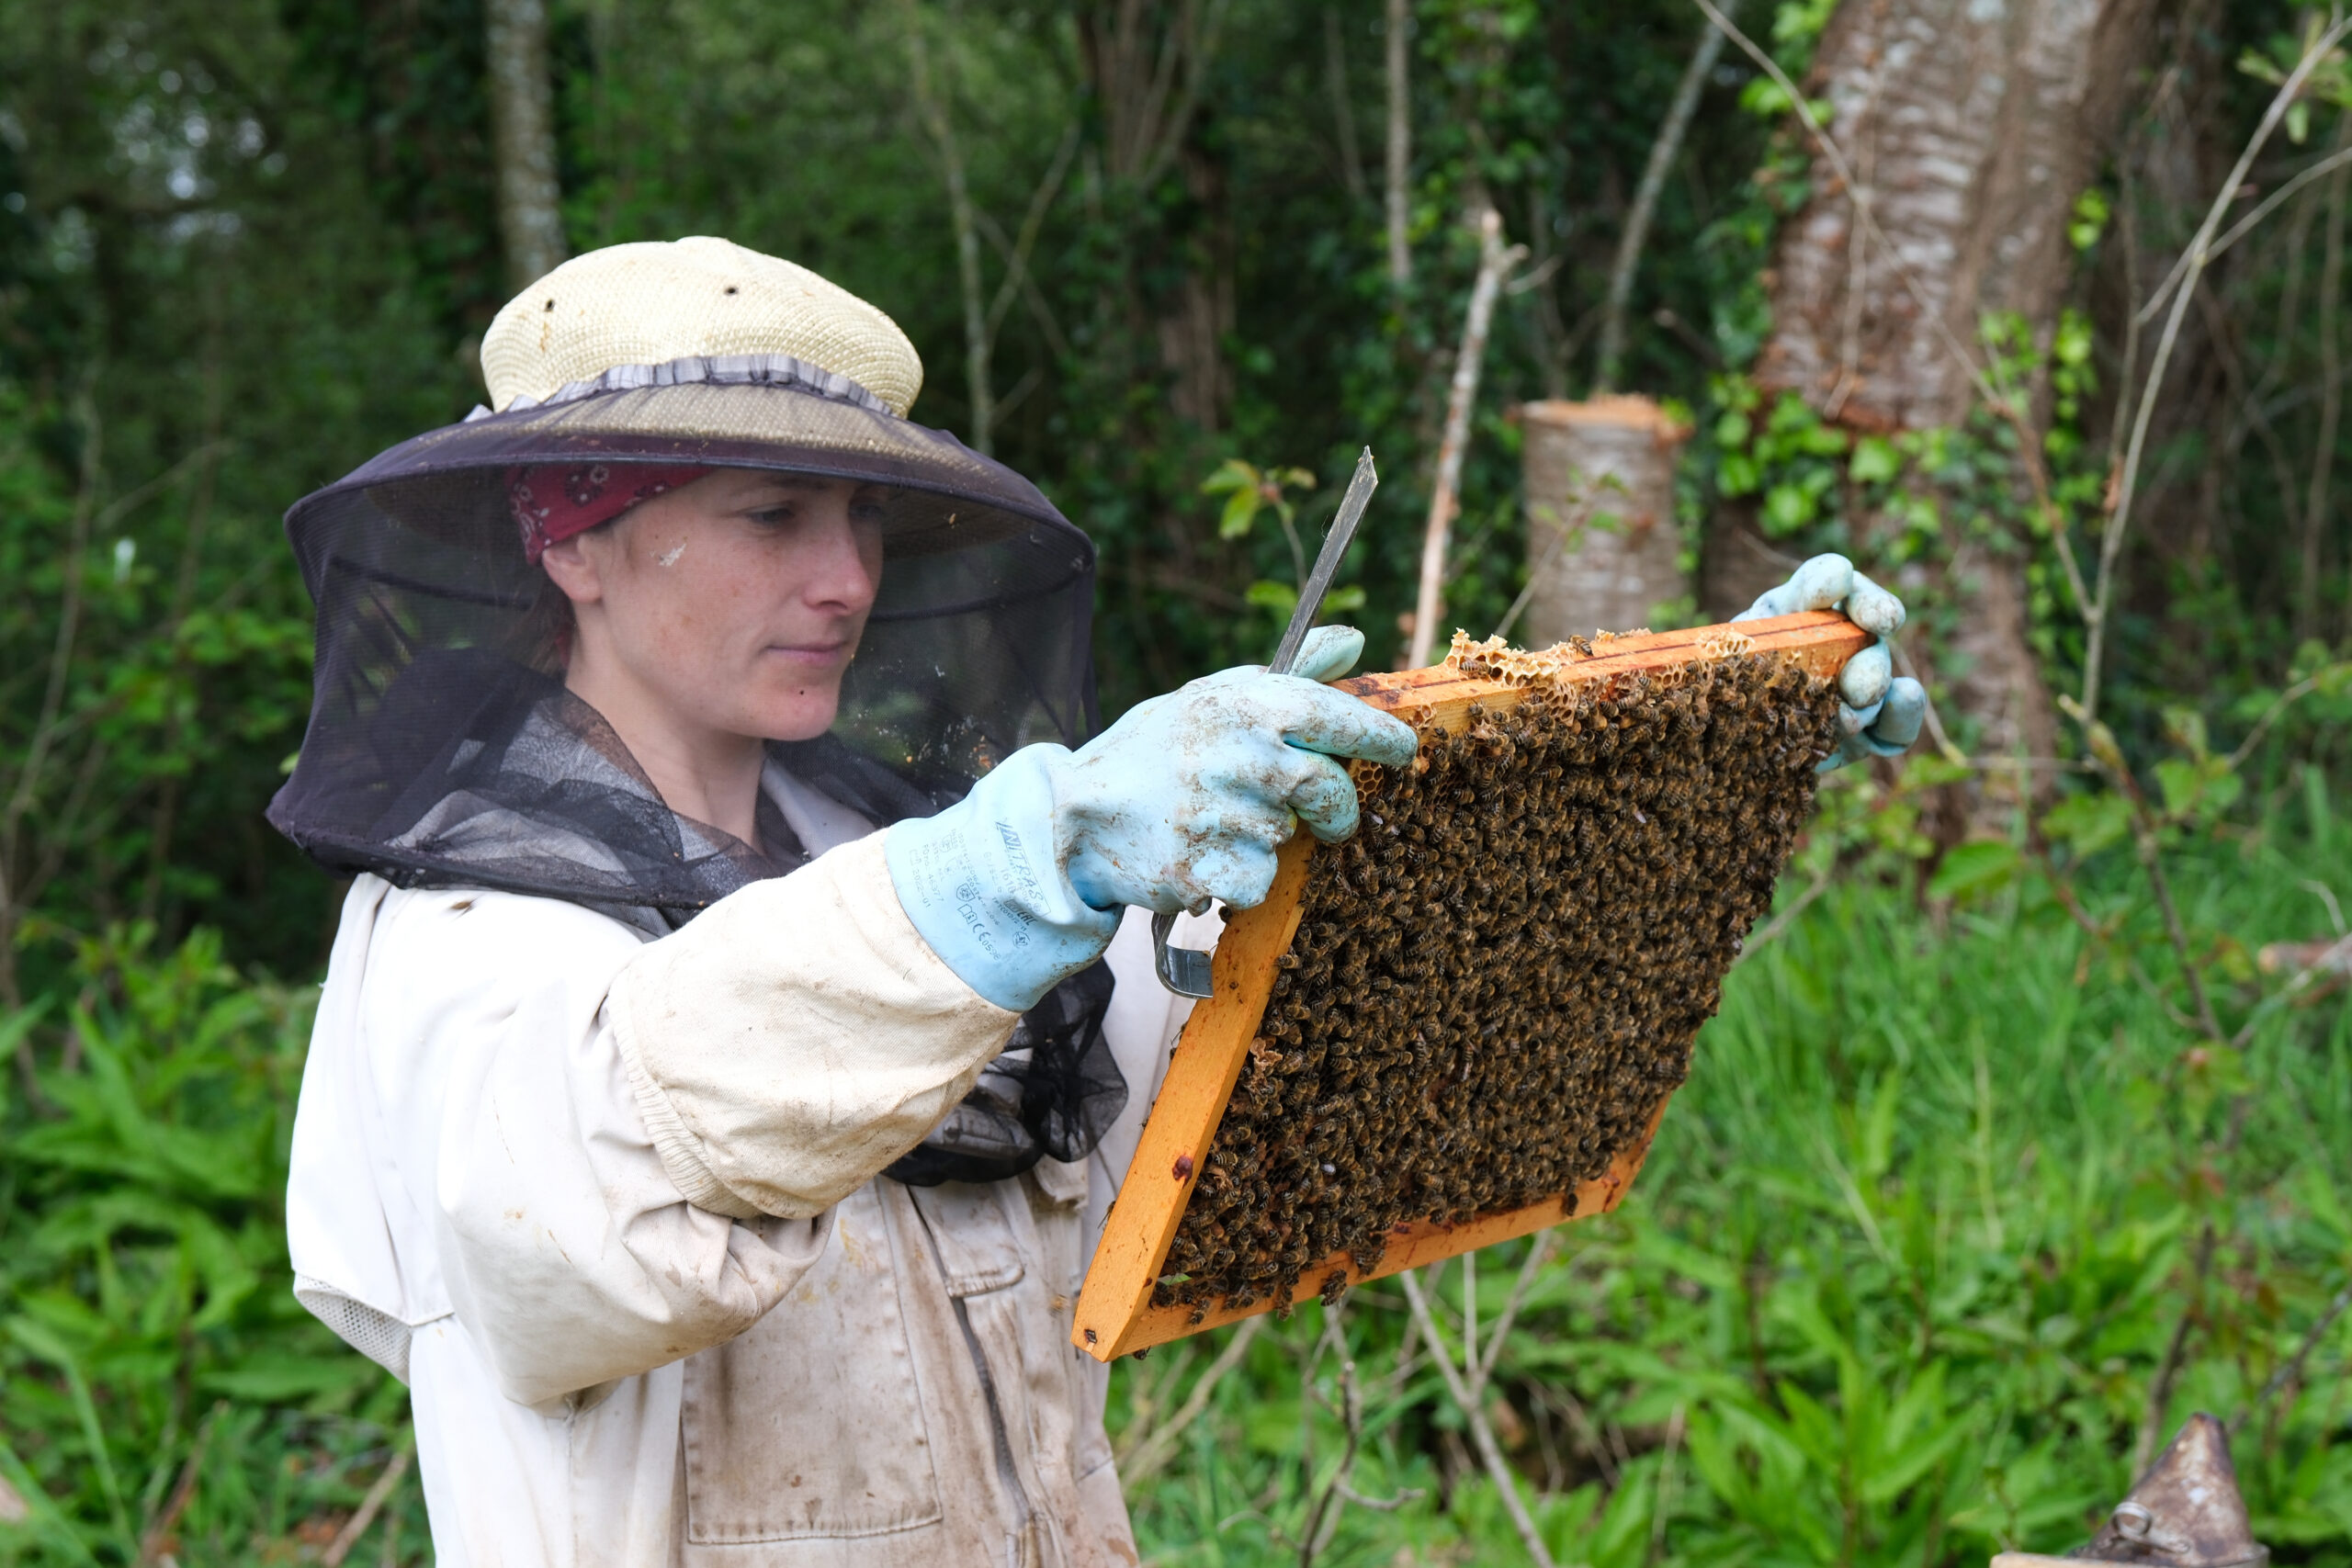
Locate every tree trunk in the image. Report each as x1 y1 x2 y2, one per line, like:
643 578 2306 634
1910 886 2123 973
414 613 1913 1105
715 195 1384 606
1408 209 1519 667
1074 0 1232 428
1385 0 1412 287
485 0 566 295
1759 0 2155 428
1520 397 1692 645
899 0 996 452
1739 0 2159 769
1154 149 1236 430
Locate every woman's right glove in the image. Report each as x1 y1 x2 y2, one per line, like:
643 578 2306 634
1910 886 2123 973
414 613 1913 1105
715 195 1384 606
884 626 1419 1011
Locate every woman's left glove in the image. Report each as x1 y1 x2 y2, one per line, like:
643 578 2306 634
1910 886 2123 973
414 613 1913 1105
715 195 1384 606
1735 552 1926 771
885 626 1419 1011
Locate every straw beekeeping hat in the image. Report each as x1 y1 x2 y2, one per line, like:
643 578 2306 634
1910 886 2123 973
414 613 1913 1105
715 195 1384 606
481 237 925 417
300 237 1072 566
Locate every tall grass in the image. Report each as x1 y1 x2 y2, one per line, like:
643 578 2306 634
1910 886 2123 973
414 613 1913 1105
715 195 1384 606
0 799 2346 1563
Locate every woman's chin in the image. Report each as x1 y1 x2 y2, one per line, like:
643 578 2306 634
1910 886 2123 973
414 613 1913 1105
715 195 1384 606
733 693 842 744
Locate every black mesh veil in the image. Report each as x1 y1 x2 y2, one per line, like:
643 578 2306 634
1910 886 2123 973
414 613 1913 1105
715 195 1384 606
268 372 1124 1186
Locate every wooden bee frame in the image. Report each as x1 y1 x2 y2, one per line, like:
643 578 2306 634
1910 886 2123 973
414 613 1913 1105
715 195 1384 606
1073 611 1873 1362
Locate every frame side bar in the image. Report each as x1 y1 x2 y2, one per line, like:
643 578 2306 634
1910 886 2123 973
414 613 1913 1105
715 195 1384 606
1073 838 1317 1359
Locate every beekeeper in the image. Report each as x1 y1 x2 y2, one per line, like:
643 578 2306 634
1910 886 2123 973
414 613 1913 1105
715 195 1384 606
271 236 1922 1568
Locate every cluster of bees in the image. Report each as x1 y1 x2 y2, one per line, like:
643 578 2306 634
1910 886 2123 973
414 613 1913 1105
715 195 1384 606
1151 648 1844 1317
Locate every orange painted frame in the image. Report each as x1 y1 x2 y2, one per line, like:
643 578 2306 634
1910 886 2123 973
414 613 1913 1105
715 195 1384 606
1072 612 1872 1362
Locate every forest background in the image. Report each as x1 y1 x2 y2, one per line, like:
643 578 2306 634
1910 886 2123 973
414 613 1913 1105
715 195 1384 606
7 0 2352 1562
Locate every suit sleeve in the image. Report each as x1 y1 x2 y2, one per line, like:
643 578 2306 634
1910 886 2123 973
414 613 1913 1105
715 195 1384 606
605 829 1023 1222
360 887 831 1407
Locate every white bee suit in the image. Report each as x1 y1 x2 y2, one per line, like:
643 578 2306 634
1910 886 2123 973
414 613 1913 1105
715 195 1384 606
285 774 1205 1568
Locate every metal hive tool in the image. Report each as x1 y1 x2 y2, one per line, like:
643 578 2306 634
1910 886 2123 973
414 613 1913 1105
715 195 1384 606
1073 610 1871 1361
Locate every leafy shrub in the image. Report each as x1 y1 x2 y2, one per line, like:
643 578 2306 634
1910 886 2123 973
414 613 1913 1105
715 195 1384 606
0 927 418 1566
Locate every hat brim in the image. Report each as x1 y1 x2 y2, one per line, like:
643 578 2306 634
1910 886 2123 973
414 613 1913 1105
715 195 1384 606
311 380 1074 565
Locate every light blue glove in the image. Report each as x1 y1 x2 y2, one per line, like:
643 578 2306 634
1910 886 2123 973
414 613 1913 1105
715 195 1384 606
885 626 1420 1010
1734 552 1926 771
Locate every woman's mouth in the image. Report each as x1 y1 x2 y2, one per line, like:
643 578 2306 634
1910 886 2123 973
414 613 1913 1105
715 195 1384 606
763 640 852 668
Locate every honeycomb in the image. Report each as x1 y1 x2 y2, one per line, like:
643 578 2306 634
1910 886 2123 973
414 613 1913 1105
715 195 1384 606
1149 645 1843 1315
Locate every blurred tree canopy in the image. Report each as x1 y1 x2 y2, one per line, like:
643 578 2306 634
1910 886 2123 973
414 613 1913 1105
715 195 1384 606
0 0 2344 986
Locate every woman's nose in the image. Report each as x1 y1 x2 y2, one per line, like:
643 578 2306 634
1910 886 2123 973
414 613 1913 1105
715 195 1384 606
802 507 882 614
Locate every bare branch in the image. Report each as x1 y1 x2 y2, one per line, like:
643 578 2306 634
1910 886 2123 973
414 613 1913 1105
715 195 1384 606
899 0 995 453
1691 0 2007 414
1385 0 1411 286
1646 1404 1687 1565
1408 209 1522 668
1887 639 1969 765
2132 1224 2215 1480
1115 1316 1266 1485
2087 16 2352 720
2226 671 2329 773
1598 5 1736 390
322 1448 411 1568
1295 1305 1362 1567
1135 0 1231 191
2301 117 2352 637
2060 694 2227 1043
2148 143 2352 320
2233 1275 2352 1437
484 0 566 290
1476 1230 1557 1390
1324 10 1368 205
973 208 1075 363
1729 872 1832 971
1 384 102 1008
137 1400 223 1565
985 124 1080 344
1400 1268 1556 1568
2233 928 2352 1050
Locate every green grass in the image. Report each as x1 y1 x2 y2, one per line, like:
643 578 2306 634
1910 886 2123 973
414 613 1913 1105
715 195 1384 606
3 803 2349 1564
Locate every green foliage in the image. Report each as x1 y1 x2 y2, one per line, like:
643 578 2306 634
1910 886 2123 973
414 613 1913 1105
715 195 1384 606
2068 189 2112 254
1108 662 2352 1563
17 801 2349 1562
0 928 418 1563
1203 460 1366 640
1204 461 1318 544
1712 377 1852 539
2239 10 2352 144
1693 299 2124 755
0 0 481 987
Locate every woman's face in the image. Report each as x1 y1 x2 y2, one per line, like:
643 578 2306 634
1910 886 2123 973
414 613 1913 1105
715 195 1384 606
540 468 888 743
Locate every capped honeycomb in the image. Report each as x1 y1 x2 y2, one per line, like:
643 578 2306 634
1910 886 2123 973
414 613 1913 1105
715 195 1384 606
1148 647 1842 1316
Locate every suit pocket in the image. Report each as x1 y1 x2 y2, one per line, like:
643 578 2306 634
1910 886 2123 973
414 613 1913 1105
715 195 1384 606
680 1184 943 1542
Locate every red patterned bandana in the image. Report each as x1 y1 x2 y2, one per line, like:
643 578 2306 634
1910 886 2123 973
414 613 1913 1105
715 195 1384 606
509 463 712 563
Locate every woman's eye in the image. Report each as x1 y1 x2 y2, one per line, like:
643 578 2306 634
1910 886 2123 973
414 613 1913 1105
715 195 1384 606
748 506 797 528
